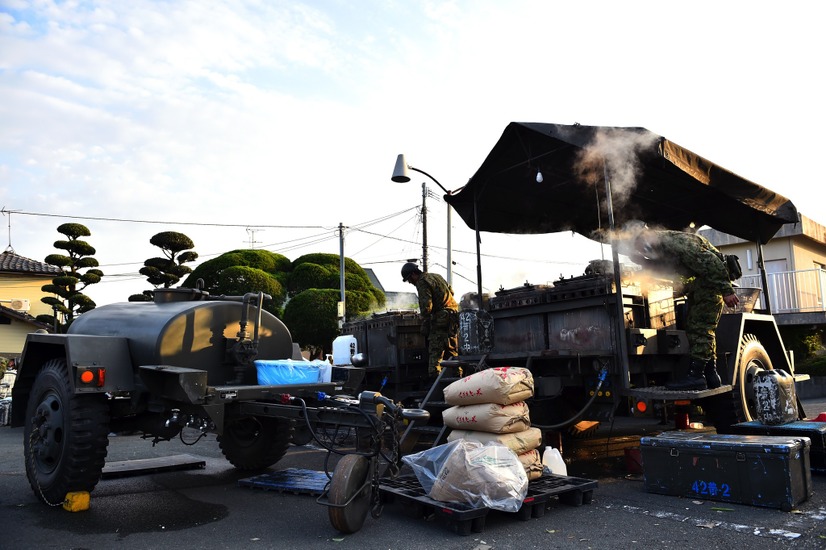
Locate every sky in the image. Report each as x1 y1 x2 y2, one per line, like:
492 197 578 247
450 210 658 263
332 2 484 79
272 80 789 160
1 0 824 309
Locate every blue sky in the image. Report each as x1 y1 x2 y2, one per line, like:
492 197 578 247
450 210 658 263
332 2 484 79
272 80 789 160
1 0 824 307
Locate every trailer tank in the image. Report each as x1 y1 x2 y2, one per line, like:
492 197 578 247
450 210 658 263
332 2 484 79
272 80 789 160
67 293 294 384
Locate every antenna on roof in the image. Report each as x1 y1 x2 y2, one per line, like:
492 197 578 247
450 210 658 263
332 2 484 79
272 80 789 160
1 207 15 253
246 227 263 249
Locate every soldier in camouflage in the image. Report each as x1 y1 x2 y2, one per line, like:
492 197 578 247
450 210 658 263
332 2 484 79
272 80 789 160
401 263 459 377
626 224 740 390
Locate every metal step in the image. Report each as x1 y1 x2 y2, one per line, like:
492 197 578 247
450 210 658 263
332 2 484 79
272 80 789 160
621 384 734 401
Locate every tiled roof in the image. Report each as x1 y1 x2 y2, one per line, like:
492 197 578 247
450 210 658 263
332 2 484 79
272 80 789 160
0 250 62 275
0 305 53 331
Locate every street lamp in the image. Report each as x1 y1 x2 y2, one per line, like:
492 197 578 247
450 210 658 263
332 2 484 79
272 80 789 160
391 154 453 287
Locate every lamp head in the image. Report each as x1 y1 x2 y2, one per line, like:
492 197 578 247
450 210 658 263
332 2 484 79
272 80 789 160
391 154 411 183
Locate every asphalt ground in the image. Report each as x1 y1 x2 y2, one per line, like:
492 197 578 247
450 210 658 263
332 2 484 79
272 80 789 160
2 399 826 550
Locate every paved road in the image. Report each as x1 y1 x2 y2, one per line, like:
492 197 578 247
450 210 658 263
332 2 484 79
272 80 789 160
2 400 826 549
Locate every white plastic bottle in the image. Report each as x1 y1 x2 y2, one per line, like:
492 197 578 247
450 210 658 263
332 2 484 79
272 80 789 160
542 447 568 476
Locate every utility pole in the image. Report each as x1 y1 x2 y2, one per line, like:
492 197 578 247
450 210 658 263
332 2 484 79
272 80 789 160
338 222 345 326
421 182 428 272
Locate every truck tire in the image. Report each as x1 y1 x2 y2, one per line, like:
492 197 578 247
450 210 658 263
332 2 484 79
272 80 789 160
734 334 775 422
218 416 290 470
709 334 772 433
23 358 110 505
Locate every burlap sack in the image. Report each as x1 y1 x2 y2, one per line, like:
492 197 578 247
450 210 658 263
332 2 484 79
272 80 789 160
442 401 531 434
518 449 543 481
443 367 534 406
428 440 528 511
447 426 542 456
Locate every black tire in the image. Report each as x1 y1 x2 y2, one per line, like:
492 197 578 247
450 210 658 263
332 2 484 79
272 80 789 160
23 358 110 505
328 454 371 534
218 416 290 470
709 334 773 432
735 335 775 422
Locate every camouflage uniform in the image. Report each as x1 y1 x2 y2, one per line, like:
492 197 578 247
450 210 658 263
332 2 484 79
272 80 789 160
415 272 459 375
636 230 734 362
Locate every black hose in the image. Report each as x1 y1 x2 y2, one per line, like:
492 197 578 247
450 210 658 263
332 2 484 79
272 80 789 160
295 397 382 459
531 366 609 430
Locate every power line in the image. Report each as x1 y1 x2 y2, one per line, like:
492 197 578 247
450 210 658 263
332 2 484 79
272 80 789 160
11 206 593 279
4 208 328 229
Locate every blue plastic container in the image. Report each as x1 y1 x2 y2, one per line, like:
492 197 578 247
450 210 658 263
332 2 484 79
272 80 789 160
255 360 320 385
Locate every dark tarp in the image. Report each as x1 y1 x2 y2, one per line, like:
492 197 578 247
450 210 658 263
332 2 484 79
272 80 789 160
444 122 799 244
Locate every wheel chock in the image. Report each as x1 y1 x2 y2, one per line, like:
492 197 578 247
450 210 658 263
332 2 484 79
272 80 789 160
63 491 90 512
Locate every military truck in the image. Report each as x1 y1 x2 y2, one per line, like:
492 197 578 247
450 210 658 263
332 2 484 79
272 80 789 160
414 122 805 433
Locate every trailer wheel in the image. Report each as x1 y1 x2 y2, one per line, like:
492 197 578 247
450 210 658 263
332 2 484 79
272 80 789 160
23 358 110 505
218 416 290 470
328 454 371 534
734 334 775 422
709 334 772 432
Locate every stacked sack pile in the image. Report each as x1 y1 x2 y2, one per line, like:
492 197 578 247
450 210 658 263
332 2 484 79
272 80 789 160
441 366 544 480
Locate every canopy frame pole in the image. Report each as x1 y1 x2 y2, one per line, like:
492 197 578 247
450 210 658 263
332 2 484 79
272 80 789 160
757 242 773 314
604 164 632 386
474 193 484 309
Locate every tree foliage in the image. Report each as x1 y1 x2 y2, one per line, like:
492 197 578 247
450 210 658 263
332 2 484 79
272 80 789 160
39 223 102 331
177 249 386 355
289 253 385 310
282 289 341 359
130 231 198 301
181 249 290 316
282 253 386 355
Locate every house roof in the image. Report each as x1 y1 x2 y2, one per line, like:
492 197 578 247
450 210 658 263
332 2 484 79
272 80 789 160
0 305 52 331
700 213 826 248
363 268 385 292
0 250 62 275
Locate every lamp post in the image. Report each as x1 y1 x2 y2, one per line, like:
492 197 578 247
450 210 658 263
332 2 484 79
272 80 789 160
391 154 453 287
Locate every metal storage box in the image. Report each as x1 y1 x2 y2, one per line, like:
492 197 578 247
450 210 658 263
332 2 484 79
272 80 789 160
487 277 645 355
640 432 812 511
728 421 826 472
341 311 426 370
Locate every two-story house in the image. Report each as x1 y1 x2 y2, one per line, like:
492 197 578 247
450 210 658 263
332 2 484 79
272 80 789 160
0 248 59 360
699 213 826 328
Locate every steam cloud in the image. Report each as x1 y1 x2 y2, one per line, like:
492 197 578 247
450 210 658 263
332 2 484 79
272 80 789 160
574 128 660 217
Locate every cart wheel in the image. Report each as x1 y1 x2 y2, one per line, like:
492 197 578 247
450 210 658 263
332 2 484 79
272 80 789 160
328 454 371 534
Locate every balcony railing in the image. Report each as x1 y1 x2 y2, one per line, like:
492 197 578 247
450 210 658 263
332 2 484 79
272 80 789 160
740 268 826 314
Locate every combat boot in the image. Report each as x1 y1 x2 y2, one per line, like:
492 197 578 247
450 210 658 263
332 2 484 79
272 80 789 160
666 357 708 391
704 358 722 389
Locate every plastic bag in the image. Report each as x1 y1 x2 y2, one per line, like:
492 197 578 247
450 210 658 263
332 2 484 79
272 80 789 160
402 439 529 512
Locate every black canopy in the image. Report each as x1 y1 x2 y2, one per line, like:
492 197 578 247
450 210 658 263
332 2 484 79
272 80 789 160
445 122 799 244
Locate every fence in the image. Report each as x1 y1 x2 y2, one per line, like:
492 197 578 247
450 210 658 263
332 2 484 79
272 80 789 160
740 268 826 314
